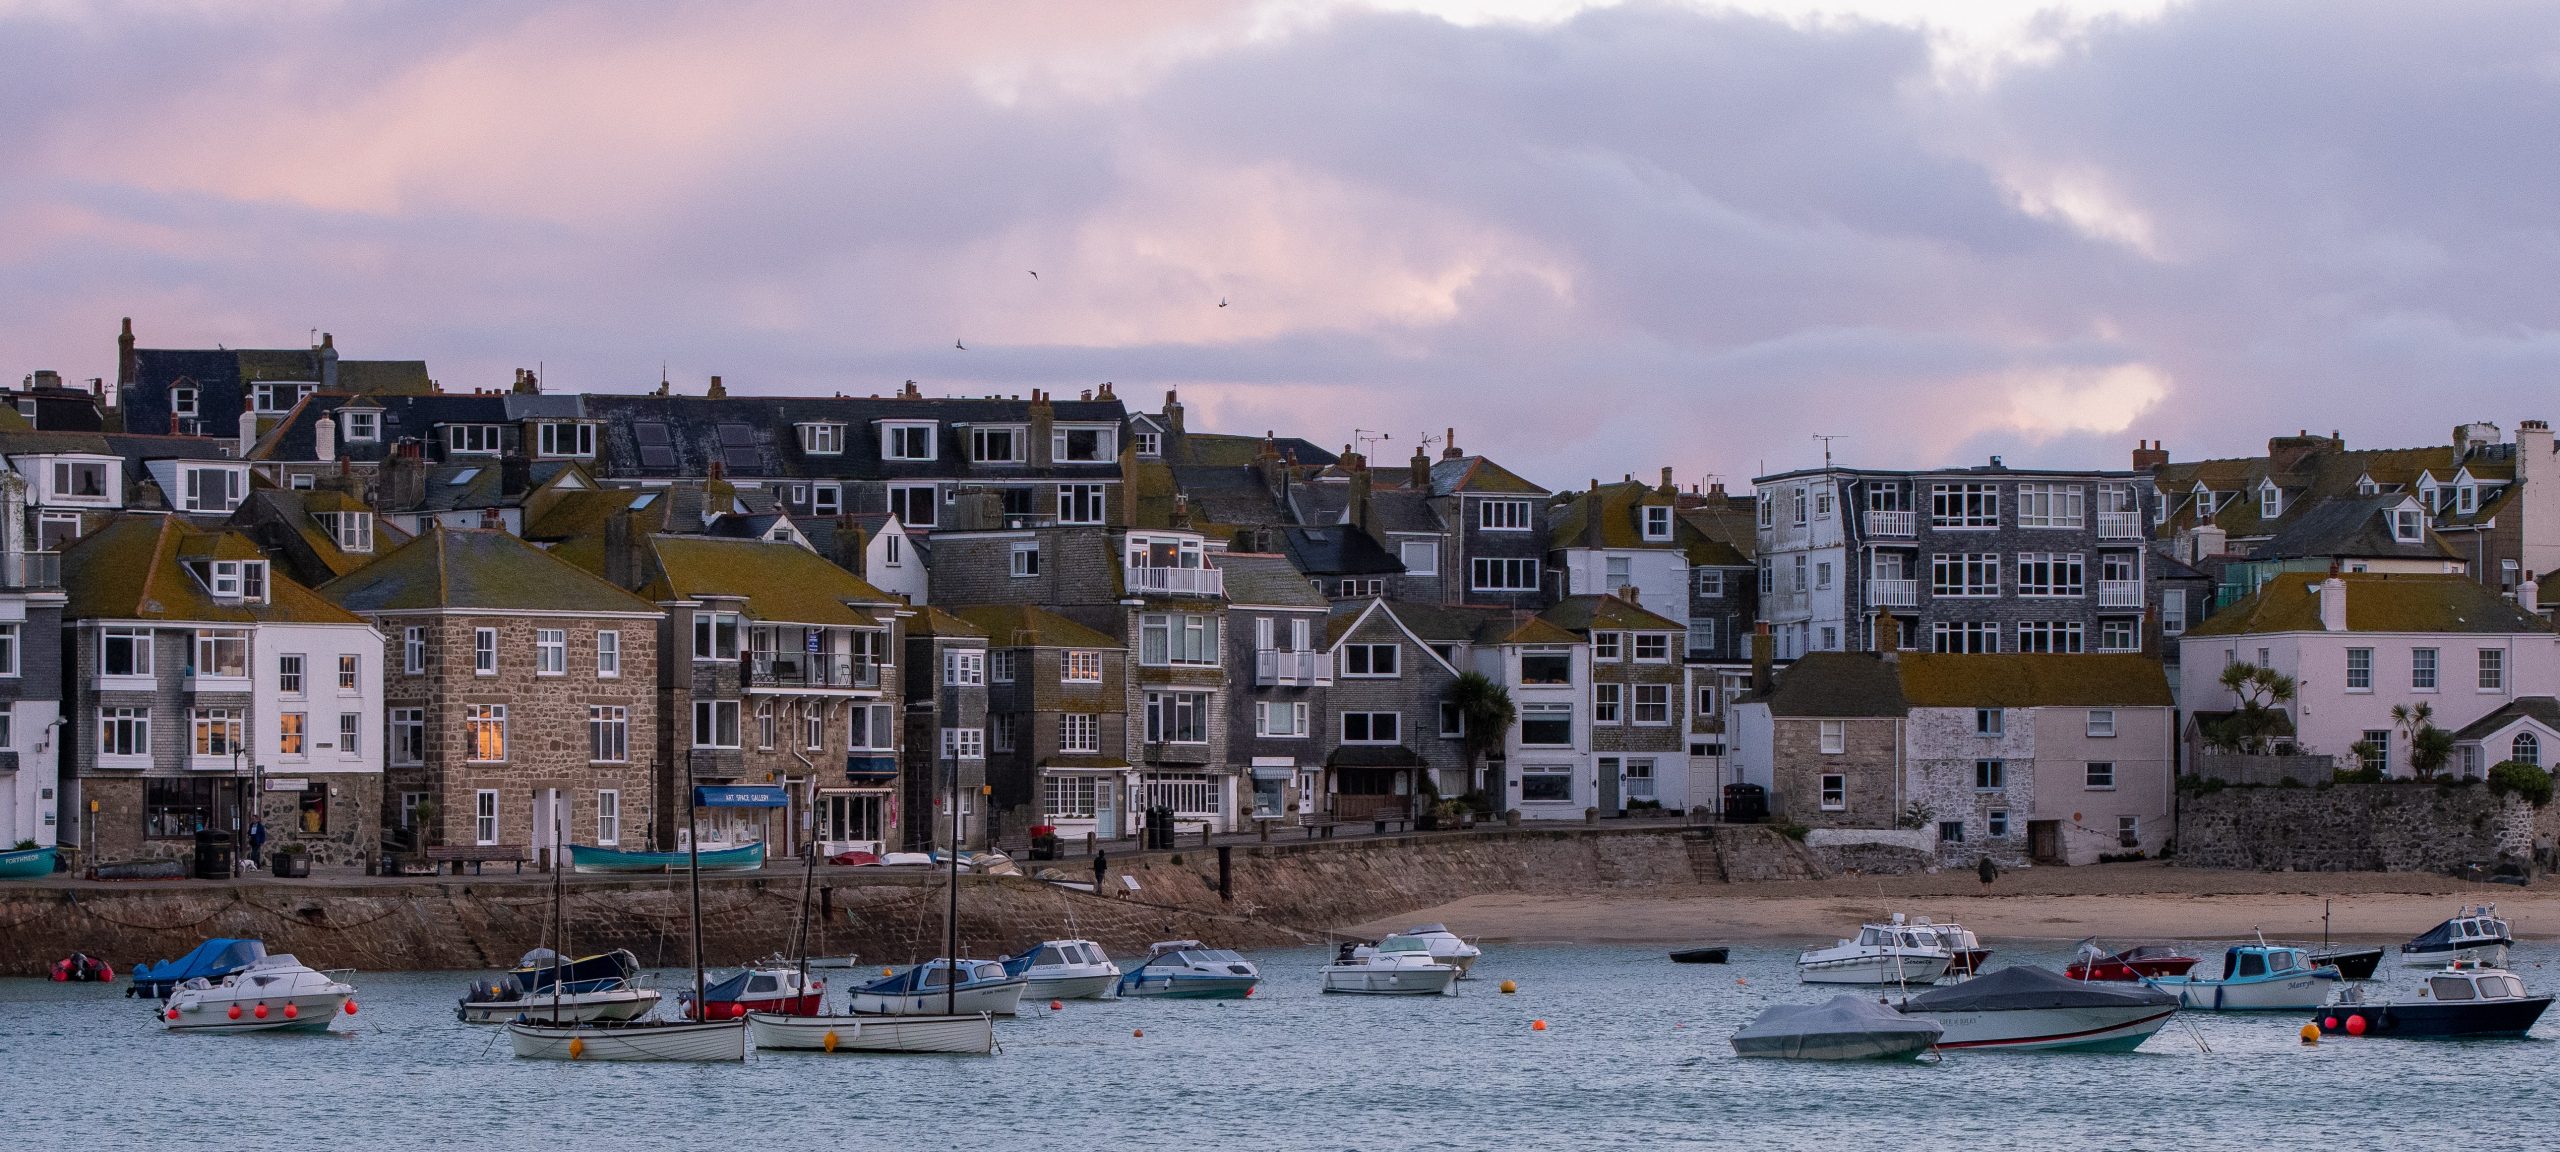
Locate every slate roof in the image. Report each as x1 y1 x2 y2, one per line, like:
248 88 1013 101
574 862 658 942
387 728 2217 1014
904 604 987 639
2153 434 2518 542
2185 572 2555 637
1332 600 1577 648
1538 594 1684 634
319 525 660 616
2251 494 2455 562
1279 525 1403 578
1548 480 1684 551
1216 553 1331 608
1749 651 1908 717
1171 432 1335 469
1428 454 1548 497
62 515 364 625
239 488 417 582
123 343 433 440
581 391 1129 482
948 604 1119 649
1169 464 1292 530
249 392 515 463
2451 698 2560 742
1894 654 2173 708
641 535 899 625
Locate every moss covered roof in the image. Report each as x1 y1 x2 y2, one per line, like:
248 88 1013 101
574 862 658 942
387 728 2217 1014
644 535 897 625
1895 653 2172 708
319 525 660 616
2185 572 2554 637
948 603 1118 649
1538 593 1684 634
63 515 363 625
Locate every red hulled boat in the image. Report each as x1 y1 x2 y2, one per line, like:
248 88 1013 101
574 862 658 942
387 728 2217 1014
679 963 825 1019
2066 944 2200 982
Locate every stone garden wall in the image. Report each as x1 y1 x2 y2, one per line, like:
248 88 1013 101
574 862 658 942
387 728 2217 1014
2174 782 2536 873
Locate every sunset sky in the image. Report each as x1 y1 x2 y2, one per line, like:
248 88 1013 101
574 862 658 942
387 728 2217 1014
4 0 2554 486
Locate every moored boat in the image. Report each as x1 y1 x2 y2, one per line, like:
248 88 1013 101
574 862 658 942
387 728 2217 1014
1797 915 1954 986
2065 943 2200 982
1915 919 1992 975
1321 938 1459 996
131 938 268 999
506 1017 748 1061
1003 940 1121 1001
1115 941 1261 1000
681 960 824 1020
746 1009 997 1055
1670 946 1730 964
849 959 1027 1017
160 954 356 1034
2309 947 2385 981
1898 965 2178 1053
2315 963 2553 1039
2147 943 2340 1011
1354 924 1481 977
2400 905 2511 969
1732 995 1944 1061
0 844 55 879
457 948 660 1024
569 841 765 874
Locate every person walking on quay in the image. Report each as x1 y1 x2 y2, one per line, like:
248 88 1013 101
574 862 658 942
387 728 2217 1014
1093 848 1108 892
247 817 267 873
1977 855 1998 886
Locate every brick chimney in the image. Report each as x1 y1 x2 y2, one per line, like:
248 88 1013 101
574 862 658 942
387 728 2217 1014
1582 479 1603 549
1345 447 1372 534
2132 439 2168 471
1410 441 1431 489
116 317 137 394
380 441 428 511
1751 622 1774 696
603 509 643 590
1441 427 1463 461
1162 389 1184 438
1874 607 1900 657
2267 431 2335 475
317 331 338 391
1658 467 1675 497
830 515 869 577
701 460 734 524
706 374 726 400
1028 388 1055 468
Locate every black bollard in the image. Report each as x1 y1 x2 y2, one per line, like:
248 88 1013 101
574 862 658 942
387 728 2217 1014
1217 845 1232 903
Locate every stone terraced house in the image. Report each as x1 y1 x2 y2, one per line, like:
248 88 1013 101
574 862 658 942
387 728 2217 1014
950 604 1128 843
316 526 662 866
902 606 991 851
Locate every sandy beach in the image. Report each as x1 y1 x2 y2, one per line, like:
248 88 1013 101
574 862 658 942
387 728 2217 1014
1344 861 2551 946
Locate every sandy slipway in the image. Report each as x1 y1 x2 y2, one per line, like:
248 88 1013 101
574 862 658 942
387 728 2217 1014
3 828 2543 975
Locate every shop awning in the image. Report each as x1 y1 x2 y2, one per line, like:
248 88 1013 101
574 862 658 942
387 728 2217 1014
1248 764 1296 781
845 755 899 782
694 784 788 808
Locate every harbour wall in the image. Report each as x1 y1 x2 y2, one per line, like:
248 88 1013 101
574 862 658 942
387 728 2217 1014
2173 783 2541 873
0 828 1704 976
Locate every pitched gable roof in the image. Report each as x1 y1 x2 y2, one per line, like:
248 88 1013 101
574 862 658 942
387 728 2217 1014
62 515 364 626
1752 651 1908 718
1894 654 2172 708
643 535 898 625
318 525 660 616
1538 593 1684 634
1215 552 1331 607
2185 572 2554 637
948 603 1118 649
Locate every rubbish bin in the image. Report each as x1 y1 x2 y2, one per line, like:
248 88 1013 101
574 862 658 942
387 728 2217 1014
1721 783 1768 825
192 830 236 879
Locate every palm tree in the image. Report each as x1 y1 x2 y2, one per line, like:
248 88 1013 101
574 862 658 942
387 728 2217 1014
2210 662 2298 754
1446 672 1517 810
2393 701 2452 779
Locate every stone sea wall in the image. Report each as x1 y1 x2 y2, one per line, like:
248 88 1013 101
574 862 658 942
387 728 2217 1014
2173 783 2537 873
0 829 1700 976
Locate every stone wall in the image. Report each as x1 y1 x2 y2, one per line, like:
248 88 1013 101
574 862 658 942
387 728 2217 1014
1803 826 1940 876
2174 782 2537 872
0 828 1703 976
2191 752 2338 787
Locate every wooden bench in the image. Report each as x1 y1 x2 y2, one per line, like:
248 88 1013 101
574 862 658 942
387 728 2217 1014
1300 819 1341 840
1369 816 1410 835
424 844 529 875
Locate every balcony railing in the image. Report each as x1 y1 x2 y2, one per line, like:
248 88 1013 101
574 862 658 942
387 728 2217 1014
1863 509 1916 537
0 551 60 590
1255 649 1333 686
2097 580 2143 609
1125 564 1224 597
2097 512 2145 540
746 654 882 690
1867 578 1918 609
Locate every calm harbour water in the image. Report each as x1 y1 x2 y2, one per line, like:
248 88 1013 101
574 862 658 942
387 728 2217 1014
6 938 2553 1151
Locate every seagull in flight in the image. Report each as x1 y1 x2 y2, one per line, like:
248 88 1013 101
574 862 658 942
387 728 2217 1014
1028 270 1038 280
955 339 966 350
1218 297 1228 308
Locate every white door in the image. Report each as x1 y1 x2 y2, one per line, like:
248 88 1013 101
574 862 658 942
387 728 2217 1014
0 771 16 845
1095 779 1120 839
532 788 566 866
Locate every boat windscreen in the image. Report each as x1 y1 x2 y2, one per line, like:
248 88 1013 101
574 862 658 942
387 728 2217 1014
1192 949 1245 963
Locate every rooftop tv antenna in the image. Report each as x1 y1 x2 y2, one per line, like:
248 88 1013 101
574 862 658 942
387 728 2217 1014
1812 433 1848 470
1352 428 1392 457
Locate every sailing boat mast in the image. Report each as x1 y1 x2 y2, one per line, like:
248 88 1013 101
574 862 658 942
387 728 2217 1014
945 752 960 1017
686 755 708 1021
793 838 818 993
551 801 565 1023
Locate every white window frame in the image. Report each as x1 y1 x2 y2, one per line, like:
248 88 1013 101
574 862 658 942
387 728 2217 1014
970 425 1026 464
1340 643 1400 678
2086 761 2116 790
1471 557 1539 592
1399 540 1438 575
1010 542 1040 578
944 649 985 686
1063 650 1103 682
475 790 500 846
1820 774 1846 811
1051 424 1116 463
595 790 621 846
596 630 621 678
391 708 424 765
2479 648 2505 692
403 627 426 674
536 422 597 458
1818 720 1845 755
2412 647 2437 692
1061 712 1104 752
465 704 507 763
535 628 567 676
1056 483 1107 525
473 627 498 676
1632 684 1671 726
691 699 741 749
880 421 935 461
1479 499 1532 531
1642 505 1673 540
2086 709 2116 738
1593 683 1622 725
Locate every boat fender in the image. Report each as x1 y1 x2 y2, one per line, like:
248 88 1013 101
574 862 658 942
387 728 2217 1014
568 1037 585 1060
2345 1014 2367 1035
1531 1019 1548 1031
343 1000 358 1015
227 1005 241 1020
1133 1029 1144 1038
165 1008 179 1021
1050 1000 1064 1011
254 1003 269 1020
823 1030 839 1053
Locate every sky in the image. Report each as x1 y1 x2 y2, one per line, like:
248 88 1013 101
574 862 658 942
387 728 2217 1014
4 0 2557 490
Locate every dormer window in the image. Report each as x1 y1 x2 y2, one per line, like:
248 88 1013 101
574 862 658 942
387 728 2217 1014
446 424 502 454
2392 507 2423 543
535 422 595 458
201 560 267 603
171 388 198 419
342 410 379 442
1053 424 1115 463
331 512 374 553
1134 431 1162 458
970 426 1025 464
798 423 846 456
2355 474 2378 496
2457 483 2477 515
2259 483 2281 520
49 459 110 501
881 421 935 461
252 382 316 413
1642 505 1672 541
180 465 245 514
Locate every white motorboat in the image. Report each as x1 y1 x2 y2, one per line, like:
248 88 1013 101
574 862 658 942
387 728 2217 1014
1321 937 1460 996
1354 924 1482 978
1116 941 1261 999
457 949 661 1024
1003 940 1121 1001
505 1018 749 1062
2147 944 2340 1011
1732 996 1943 1061
746 1010 998 1055
2400 904 2511 969
1796 915 1955 986
160 954 357 1034
849 958 1029 1017
1914 918 1993 975
1896 965 2179 1052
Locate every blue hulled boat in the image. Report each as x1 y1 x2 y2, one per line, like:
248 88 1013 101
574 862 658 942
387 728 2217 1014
2146 943 2340 1011
570 841 765 874
129 938 267 999
0 845 54 879
2318 963 2553 1038
849 958 1027 1016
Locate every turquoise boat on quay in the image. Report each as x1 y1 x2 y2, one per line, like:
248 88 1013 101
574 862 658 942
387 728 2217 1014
0 845 55 879
569 842 767 874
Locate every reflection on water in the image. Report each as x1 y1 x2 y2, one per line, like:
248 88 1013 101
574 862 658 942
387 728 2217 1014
7 940 2552 1150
